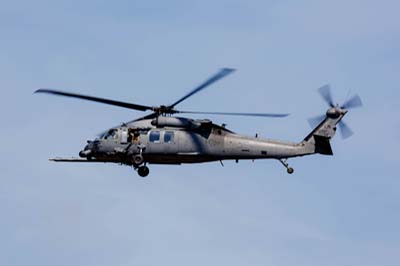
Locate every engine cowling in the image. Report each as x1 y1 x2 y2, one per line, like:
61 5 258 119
151 117 205 129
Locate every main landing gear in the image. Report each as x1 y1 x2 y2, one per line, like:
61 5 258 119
133 145 149 177
278 158 294 174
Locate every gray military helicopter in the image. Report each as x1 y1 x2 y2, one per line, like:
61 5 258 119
35 68 362 177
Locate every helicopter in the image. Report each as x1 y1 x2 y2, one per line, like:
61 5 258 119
35 68 362 177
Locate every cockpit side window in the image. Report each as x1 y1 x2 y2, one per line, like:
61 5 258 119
149 131 160 143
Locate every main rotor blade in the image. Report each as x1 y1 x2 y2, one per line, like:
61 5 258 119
318 84 335 107
177 110 289 118
168 68 235 108
35 89 153 112
307 114 326 128
341 94 363 109
338 120 354 139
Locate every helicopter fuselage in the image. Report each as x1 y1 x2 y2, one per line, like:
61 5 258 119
78 117 313 166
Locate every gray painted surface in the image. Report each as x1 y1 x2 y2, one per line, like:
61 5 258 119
52 109 345 174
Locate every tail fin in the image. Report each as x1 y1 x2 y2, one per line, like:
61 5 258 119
302 112 346 155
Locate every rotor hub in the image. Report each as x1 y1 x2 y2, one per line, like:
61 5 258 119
326 107 341 119
152 105 177 115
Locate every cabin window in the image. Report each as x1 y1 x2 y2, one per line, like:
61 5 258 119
149 131 160 143
164 131 174 143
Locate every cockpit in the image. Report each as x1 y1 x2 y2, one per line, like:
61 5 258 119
101 128 119 141
99 127 147 145
99 128 128 143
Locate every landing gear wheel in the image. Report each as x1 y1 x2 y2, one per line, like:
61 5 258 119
138 166 150 177
278 158 294 174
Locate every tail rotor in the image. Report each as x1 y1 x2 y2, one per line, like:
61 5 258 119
308 84 363 139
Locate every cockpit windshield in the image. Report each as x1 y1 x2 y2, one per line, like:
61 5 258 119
101 129 118 140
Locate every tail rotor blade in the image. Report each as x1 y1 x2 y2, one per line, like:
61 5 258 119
318 84 335 107
338 120 353 139
307 114 326 128
341 94 363 109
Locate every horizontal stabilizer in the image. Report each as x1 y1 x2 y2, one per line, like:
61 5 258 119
49 157 107 163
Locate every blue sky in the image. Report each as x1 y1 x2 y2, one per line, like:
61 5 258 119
1 0 400 265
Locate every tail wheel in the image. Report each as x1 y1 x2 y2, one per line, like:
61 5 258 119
278 159 294 174
287 167 294 174
138 166 150 177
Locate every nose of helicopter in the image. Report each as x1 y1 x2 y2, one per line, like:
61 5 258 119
79 149 91 158
79 140 95 158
